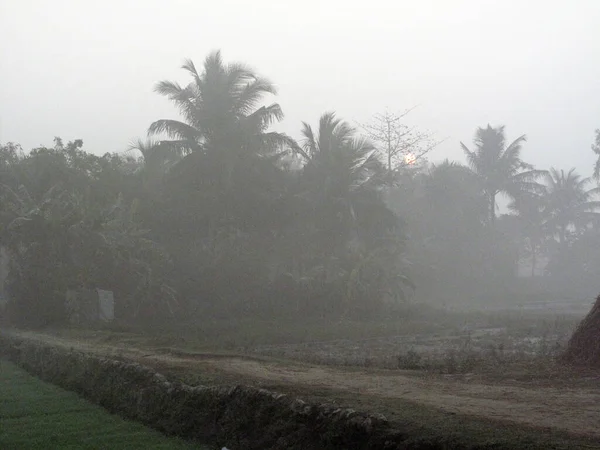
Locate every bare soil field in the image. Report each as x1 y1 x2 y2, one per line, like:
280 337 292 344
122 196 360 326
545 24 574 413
8 326 600 444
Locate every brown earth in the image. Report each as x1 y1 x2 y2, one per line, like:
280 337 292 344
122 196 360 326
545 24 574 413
10 329 600 441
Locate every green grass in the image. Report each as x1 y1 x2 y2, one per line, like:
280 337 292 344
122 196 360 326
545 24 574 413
0 360 205 450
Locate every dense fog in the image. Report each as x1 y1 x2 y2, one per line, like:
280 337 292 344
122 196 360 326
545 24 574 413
1 1 599 328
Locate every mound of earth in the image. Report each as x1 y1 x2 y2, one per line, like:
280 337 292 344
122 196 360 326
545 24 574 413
563 294 600 367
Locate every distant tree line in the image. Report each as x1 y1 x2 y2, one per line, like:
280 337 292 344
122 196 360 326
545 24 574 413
1 51 599 327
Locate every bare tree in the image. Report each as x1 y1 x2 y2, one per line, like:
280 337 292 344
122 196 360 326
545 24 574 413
359 108 442 179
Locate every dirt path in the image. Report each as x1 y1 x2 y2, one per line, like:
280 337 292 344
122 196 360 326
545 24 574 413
10 330 600 439
197 357 600 437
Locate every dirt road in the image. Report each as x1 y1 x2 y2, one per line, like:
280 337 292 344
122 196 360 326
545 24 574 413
10 330 600 440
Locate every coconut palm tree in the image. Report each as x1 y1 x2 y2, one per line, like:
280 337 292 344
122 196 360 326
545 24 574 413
298 112 385 237
543 168 600 246
147 51 298 241
461 125 544 225
293 112 410 305
148 51 294 170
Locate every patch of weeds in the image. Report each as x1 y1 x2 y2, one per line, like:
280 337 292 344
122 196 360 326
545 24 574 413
397 349 423 370
395 332 569 376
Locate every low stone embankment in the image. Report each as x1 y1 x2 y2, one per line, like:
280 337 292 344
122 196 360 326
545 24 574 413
0 332 418 449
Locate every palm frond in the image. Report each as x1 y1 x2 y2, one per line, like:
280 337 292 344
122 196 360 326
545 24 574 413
148 119 199 142
512 169 547 181
347 138 377 171
585 185 600 197
505 181 546 197
544 168 562 188
235 78 278 115
301 122 317 157
153 81 198 124
245 104 284 132
502 134 527 159
317 112 345 153
127 138 160 157
181 58 202 87
257 132 293 154
280 137 307 162
153 80 191 102
460 142 478 170
225 62 255 91
203 50 224 75
160 140 199 156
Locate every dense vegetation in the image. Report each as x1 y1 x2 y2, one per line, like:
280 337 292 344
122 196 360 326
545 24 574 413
1 51 599 327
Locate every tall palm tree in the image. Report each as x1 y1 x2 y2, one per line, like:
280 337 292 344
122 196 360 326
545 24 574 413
148 51 294 186
543 168 600 246
293 113 407 298
148 51 298 241
461 125 544 225
298 112 385 232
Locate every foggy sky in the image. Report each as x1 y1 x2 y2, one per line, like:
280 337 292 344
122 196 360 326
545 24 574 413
1 0 599 175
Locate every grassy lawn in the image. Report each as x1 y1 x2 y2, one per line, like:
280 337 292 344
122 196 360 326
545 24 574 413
0 360 204 450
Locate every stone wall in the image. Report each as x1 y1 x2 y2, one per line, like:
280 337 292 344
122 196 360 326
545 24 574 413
0 333 413 449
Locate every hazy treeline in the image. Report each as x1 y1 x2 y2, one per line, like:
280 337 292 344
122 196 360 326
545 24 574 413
1 51 599 327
